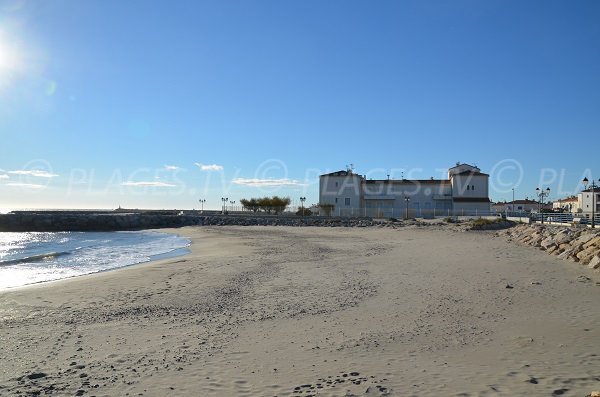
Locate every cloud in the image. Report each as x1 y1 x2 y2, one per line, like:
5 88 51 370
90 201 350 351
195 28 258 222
164 165 181 171
8 170 58 178
121 181 176 187
4 182 46 189
0 174 8 180
195 163 223 171
232 178 304 187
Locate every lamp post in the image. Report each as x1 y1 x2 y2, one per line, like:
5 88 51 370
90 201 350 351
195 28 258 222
198 199 206 213
230 200 236 212
583 177 599 228
300 197 306 217
221 197 228 214
404 196 410 220
535 187 550 224
512 188 515 215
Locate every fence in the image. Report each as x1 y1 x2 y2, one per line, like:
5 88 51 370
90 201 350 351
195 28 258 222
530 212 600 227
316 207 501 219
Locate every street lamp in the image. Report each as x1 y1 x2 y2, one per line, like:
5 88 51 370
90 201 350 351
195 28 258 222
583 177 599 228
535 187 550 224
404 196 410 220
300 197 306 217
230 200 236 212
511 188 515 214
221 197 228 214
198 199 206 213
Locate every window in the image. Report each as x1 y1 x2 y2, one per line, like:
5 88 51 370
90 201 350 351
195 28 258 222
472 185 475 190
335 198 338 203
335 182 338 187
467 185 470 190
345 198 351 206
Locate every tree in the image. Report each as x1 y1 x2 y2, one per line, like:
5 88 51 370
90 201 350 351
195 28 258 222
239 196 291 214
240 198 259 212
257 197 272 213
270 196 291 214
319 203 334 216
296 207 313 216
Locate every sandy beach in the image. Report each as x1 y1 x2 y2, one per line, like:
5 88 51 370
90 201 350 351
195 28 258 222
1 225 600 396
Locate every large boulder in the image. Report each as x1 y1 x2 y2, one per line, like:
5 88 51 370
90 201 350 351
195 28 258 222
588 256 600 270
577 245 599 265
583 236 600 250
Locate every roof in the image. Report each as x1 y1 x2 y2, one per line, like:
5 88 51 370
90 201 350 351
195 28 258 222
364 179 450 185
506 199 538 204
320 170 357 177
448 163 478 170
453 197 491 203
452 170 489 177
556 197 578 202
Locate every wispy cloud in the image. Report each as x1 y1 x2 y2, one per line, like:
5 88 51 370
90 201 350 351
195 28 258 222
5 182 46 189
0 174 8 180
8 170 58 178
232 178 303 187
164 165 181 171
121 181 176 187
195 163 223 171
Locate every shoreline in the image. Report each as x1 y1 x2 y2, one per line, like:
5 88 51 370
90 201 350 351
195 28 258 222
2 226 600 396
0 229 192 292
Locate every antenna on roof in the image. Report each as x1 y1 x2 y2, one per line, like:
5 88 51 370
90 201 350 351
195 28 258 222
401 171 405 180
345 163 355 173
456 161 460 166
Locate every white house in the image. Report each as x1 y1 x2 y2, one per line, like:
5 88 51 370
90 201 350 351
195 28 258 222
553 196 579 213
495 199 542 213
578 189 600 215
319 163 490 218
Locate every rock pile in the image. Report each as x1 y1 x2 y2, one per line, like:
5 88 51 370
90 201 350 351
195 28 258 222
0 213 203 232
198 216 380 227
496 224 600 270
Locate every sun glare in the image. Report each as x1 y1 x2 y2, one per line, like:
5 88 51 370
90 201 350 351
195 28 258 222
0 33 23 90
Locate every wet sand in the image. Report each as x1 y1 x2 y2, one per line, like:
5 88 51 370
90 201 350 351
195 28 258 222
1 225 600 396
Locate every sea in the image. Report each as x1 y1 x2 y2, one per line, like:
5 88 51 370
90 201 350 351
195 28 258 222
0 231 191 290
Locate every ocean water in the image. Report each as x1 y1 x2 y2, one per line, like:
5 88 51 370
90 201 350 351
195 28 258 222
0 231 191 290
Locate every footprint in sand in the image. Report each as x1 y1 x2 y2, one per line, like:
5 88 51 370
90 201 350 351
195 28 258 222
291 371 391 396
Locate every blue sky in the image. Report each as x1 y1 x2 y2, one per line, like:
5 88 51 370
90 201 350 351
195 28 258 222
0 0 599 211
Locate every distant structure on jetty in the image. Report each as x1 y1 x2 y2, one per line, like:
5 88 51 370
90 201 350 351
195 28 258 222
319 163 490 218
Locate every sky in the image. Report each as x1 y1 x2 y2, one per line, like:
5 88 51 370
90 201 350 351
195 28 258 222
0 0 599 211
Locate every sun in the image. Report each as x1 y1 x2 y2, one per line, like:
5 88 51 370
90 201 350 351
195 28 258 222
0 34 22 90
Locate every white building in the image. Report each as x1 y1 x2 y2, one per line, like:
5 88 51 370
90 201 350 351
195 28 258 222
496 199 543 213
319 163 490 218
553 196 579 213
578 189 600 215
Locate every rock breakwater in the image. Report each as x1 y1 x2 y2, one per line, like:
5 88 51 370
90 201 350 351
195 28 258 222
0 212 202 232
496 224 600 270
0 212 382 232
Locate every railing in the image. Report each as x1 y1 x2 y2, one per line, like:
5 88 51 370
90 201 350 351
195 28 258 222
530 212 600 227
318 207 502 219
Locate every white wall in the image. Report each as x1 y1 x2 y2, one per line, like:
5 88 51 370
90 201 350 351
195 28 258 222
362 181 452 216
579 192 600 214
451 174 489 199
319 174 362 210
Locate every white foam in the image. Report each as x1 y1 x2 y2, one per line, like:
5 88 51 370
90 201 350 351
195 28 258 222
0 231 190 289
